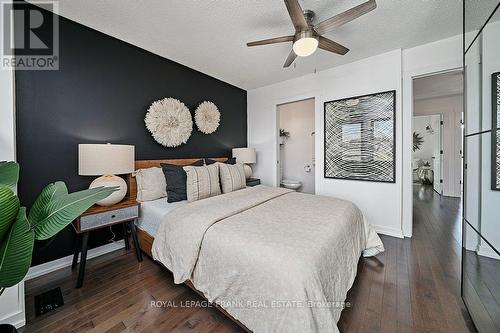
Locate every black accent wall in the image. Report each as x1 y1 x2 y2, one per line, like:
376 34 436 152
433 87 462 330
15 7 247 266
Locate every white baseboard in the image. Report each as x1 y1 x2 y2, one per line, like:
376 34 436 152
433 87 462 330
26 240 125 281
371 224 404 239
0 283 25 328
477 245 500 260
1 310 25 329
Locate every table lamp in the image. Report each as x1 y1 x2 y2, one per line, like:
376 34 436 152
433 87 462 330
232 147 256 179
78 143 135 206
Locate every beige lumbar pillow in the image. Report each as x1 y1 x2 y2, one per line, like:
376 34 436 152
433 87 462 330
218 163 246 194
135 167 167 202
183 163 221 202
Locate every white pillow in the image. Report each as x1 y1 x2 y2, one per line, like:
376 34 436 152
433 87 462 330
135 167 167 202
218 163 246 194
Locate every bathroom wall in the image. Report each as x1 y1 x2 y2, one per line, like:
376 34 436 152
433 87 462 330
278 98 315 194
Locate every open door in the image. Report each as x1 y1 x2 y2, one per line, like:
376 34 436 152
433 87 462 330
431 114 443 194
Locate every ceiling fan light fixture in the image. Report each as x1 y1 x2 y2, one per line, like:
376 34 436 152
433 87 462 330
246 0 377 67
293 36 318 57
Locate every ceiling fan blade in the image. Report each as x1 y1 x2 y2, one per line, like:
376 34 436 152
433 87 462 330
283 49 297 68
247 36 294 47
318 36 349 55
314 0 377 35
284 0 308 31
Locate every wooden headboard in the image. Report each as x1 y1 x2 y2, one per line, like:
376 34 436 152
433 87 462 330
126 157 228 200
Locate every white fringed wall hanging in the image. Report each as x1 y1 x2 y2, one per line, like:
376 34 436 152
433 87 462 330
144 98 193 147
194 101 220 134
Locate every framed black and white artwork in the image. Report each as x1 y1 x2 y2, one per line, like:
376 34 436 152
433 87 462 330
324 90 396 183
492 72 500 191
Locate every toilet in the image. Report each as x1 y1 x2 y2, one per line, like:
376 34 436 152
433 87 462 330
280 179 302 190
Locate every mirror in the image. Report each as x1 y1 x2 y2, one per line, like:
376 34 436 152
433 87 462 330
465 0 500 50
463 2 500 331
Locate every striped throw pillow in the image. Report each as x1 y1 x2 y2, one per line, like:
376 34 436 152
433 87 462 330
183 163 221 202
219 163 246 194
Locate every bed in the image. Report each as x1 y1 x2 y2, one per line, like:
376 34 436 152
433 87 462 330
128 158 384 333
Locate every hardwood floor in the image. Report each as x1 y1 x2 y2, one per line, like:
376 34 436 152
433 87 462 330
463 249 500 331
21 185 476 332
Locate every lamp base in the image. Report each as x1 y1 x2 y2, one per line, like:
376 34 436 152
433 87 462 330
243 164 252 179
89 175 127 206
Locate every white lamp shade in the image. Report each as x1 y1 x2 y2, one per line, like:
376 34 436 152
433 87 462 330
232 148 256 164
79 144 135 176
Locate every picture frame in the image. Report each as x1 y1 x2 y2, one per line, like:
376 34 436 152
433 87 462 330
324 90 396 183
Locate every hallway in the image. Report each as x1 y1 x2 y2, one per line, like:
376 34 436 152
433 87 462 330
338 185 474 332
412 185 462 248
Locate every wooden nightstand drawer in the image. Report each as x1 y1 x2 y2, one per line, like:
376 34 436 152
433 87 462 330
79 205 139 231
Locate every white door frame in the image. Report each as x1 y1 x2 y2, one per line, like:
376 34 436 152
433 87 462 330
403 67 463 237
273 92 318 192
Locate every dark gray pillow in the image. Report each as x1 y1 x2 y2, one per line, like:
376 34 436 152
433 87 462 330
161 160 203 203
205 157 236 165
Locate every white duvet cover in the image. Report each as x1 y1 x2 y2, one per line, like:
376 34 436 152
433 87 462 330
152 185 384 333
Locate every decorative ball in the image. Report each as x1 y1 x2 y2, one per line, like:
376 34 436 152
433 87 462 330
145 98 193 147
194 101 220 134
243 164 252 179
89 175 127 206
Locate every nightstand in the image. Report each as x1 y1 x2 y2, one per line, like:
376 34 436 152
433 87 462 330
72 198 142 288
246 178 261 187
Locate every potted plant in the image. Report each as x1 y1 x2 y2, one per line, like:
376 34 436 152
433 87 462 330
0 161 116 331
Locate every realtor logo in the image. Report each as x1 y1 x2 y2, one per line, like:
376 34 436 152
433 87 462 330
1 0 59 70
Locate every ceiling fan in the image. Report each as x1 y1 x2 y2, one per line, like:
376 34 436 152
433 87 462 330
246 0 377 67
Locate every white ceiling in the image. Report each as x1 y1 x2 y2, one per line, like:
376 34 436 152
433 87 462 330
49 0 463 90
413 71 463 101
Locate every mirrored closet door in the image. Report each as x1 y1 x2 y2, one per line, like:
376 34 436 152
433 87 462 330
463 1 500 332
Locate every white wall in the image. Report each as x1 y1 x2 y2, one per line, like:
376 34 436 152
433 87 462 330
0 72 15 160
0 66 26 327
414 94 463 197
278 99 315 194
464 33 481 240
248 49 404 238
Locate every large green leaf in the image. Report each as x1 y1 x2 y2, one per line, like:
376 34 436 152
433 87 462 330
0 161 19 192
0 208 34 288
33 186 117 240
28 181 67 227
0 185 20 243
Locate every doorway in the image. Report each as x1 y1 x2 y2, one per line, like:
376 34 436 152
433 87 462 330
411 70 463 236
277 98 315 194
